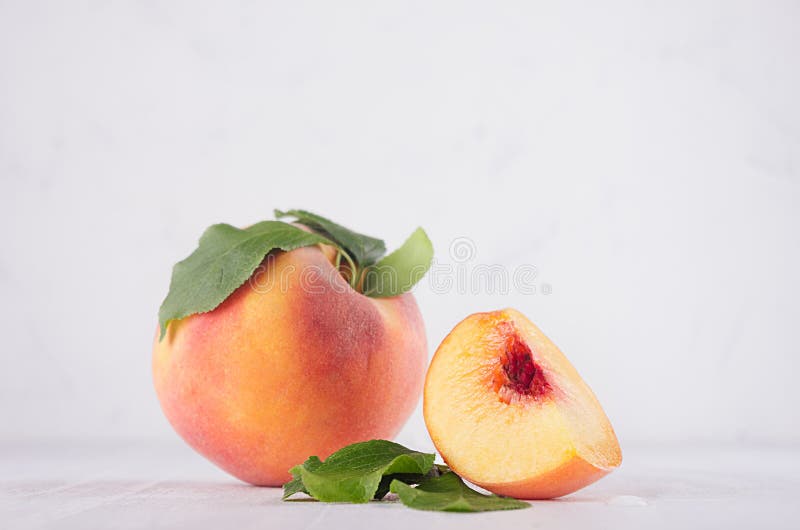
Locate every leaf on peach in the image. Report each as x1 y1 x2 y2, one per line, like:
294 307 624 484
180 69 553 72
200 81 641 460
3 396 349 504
157 221 335 340
275 209 386 267
361 227 433 297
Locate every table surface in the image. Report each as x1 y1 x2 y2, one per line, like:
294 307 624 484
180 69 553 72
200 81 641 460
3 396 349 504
1 440 798 529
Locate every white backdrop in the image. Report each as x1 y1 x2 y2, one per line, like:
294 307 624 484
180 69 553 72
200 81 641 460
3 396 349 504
1 1 798 451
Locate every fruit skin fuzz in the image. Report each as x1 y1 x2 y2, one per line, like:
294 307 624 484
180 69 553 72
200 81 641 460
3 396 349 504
153 244 427 486
423 308 621 499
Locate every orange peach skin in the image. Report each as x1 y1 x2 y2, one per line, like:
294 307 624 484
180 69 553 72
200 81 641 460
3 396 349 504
153 244 427 486
477 455 611 500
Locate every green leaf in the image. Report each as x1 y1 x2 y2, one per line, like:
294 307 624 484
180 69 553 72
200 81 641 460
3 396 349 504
288 440 435 503
390 471 530 513
283 456 322 499
275 209 386 267
157 221 334 340
361 228 433 297
373 467 444 500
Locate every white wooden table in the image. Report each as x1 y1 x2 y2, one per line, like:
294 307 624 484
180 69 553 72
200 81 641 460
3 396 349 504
2 440 798 529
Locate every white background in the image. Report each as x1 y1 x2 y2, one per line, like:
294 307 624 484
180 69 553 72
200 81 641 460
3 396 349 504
1 0 798 454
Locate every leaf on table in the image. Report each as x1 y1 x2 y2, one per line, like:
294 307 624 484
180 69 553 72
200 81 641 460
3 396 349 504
284 440 435 503
283 456 322 499
389 471 530 512
373 466 445 500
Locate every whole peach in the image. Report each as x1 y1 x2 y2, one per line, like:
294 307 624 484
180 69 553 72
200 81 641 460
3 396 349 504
152 244 427 485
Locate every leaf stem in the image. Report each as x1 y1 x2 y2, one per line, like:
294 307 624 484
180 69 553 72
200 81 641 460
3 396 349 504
337 249 359 290
357 267 372 296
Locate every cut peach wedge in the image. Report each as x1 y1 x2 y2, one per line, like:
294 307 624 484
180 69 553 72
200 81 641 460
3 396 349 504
423 308 621 499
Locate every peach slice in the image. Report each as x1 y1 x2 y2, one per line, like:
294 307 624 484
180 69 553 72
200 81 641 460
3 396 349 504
423 308 621 499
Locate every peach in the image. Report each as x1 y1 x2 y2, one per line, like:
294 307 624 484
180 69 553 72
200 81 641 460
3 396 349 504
152 243 427 486
423 308 621 499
